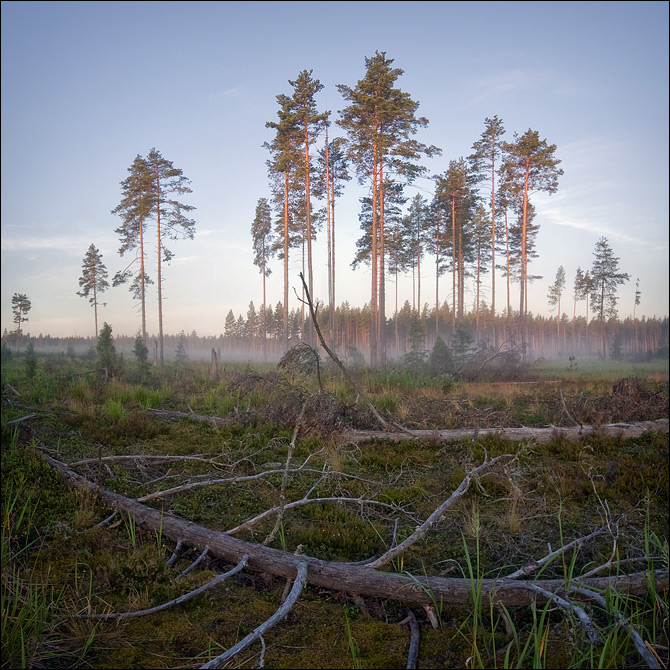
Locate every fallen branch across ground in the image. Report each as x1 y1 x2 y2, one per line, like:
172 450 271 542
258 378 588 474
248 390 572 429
343 418 669 445
199 561 308 669
40 451 668 609
74 555 248 620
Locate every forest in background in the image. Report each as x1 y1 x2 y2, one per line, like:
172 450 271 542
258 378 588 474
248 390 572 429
3 306 668 370
6 53 668 367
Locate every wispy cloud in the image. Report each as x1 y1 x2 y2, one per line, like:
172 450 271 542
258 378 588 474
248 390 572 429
463 66 593 108
1 233 93 253
208 86 244 102
464 68 555 105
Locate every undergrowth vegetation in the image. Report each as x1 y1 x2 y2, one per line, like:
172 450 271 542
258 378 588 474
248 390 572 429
1 349 668 669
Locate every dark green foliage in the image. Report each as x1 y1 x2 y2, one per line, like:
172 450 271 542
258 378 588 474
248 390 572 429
175 336 188 363
132 334 149 374
77 243 109 337
611 330 624 361
590 237 630 322
429 336 454 376
278 342 320 378
11 293 31 351
403 316 427 373
96 322 118 378
451 328 474 371
23 341 38 379
345 346 365 368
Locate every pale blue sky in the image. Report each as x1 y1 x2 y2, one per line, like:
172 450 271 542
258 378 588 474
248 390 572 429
2 0 668 339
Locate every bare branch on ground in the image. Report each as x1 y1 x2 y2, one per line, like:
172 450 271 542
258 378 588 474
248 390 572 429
199 561 308 669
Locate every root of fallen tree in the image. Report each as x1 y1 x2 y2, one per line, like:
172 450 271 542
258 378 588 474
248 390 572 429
40 451 667 611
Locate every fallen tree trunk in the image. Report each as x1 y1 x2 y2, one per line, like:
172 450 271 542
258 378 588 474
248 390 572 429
42 453 667 609
343 418 669 445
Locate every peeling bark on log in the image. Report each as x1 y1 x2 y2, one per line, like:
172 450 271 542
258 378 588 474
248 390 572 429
343 419 669 445
42 453 668 609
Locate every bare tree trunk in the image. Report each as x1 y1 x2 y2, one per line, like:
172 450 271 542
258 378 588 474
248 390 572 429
303 119 314 346
379 166 386 366
283 170 290 353
325 129 333 345
370 141 379 367
210 348 219 380
451 196 456 330
435 214 440 339
140 210 146 345
156 175 164 367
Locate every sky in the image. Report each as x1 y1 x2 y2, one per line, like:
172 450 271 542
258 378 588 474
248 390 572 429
1 0 668 341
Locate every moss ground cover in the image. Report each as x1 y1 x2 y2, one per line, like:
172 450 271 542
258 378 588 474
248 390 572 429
1 352 668 668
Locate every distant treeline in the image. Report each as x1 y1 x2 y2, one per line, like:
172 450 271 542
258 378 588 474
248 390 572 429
3 302 668 364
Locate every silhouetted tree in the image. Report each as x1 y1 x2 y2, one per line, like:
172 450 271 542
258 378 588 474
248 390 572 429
11 293 31 352
77 243 109 338
145 148 196 367
500 129 563 345
112 154 155 343
590 237 629 358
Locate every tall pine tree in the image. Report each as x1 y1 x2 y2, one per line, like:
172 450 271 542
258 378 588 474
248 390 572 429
469 116 506 324
145 148 196 367
500 129 563 347
77 243 109 338
251 197 275 361
289 70 327 342
338 51 439 365
265 92 302 352
590 237 629 358
112 154 155 343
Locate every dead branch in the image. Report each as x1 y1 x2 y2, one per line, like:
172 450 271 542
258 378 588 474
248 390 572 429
69 454 228 468
177 546 209 579
166 540 184 566
569 586 662 669
4 413 38 425
504 526 607 579
253 635 266 669
344 418 669 445
298 271 390 431
73 555 248 620
226 495 415 536
559 387 582 427
136 468 326 503
263 400 308 546
147 407 232 426
93 511 118 529
199 561 308 669
505 581 602 646
366 453 515 570
401 609 420 669
40 452 669 609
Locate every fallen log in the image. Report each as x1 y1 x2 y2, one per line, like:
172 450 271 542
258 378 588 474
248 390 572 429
343 418 669 445
41 452 667 609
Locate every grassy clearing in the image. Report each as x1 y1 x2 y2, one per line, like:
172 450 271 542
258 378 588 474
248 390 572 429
1 352 668 668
